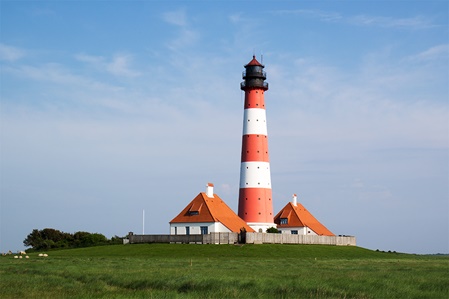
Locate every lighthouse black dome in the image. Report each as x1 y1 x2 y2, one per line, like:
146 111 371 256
241 56 268 91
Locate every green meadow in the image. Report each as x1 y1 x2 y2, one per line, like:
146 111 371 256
1 244 448 298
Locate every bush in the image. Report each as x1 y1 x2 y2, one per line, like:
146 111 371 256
23 228 123 251
266 227 279 233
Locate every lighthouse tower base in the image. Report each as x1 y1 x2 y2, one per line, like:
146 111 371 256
247 222 277 233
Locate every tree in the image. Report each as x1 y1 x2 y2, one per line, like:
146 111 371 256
23 229 43 248
24 228 69 250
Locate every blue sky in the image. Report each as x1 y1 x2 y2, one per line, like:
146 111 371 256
1 1 448 254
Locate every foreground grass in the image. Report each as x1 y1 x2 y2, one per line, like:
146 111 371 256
1 244 448 298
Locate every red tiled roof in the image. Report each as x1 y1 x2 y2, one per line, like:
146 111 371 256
274 202 334 236
245 55 263 67
170 192 255 233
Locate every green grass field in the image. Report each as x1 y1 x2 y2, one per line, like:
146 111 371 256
1 244 448 298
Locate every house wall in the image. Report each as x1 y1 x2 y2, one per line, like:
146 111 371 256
169 222 231 235
278 227 317 235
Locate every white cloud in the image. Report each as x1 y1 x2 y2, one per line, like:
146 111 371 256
229 13 243 24
350 15 436 29
160 9 200 51
162 9 188 27
106 54 141 77
0 43 25 61
76 53 140 77
405 44 449 62
165 28 199 51
273 9 435 30
3 63 123 92
275 9 343 22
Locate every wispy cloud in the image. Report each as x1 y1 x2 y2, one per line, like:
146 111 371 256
162 8 188 27
75 53 141 77
349 15 436 29
274 9 436 30
0 43 26 61
275 9 342 22
405 44 449 62
161 9 199 51
6 63 84 84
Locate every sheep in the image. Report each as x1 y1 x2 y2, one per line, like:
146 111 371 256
14 256 18 259
19 251 26 255
25 256 29 259
19 256 23 259
43 254 48 257
38 253 43 257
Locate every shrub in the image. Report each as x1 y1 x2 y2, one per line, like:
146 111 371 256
266 227 279 233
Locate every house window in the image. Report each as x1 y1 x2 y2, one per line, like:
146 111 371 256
188 211 199 216
280 218 288 225
291 230 298 235
200 226 208 235
186 226 190 235
174 227 177 235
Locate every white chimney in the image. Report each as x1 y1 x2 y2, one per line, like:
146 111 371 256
292 194 297 206
206 183 214 198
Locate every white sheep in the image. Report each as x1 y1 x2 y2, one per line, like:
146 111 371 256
25 256 29 259
43 254 48 257
19 251 26 255
14 256 18 259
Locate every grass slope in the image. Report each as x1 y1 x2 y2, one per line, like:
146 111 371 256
1 244 448 298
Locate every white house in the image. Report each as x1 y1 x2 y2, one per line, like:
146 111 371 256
274 195 335 236
169 183 255 235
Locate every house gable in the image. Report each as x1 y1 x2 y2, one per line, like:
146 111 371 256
170 192 254 233
274 202 334 236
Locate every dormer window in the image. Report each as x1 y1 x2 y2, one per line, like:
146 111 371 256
188 202 202 216
280 218 288 225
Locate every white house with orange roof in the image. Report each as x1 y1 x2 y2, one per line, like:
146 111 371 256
169 183 255 235
274 194 335 236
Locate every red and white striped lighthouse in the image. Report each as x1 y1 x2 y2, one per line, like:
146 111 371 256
238 56 275 232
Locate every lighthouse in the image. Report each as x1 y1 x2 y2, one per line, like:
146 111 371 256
238 56 275 232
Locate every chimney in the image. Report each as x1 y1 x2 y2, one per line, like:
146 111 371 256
292 194 297 206
206 183 214 198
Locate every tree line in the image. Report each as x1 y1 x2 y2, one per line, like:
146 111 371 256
24 228 123 250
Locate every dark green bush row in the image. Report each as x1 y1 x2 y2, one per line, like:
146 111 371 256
23 228 123 251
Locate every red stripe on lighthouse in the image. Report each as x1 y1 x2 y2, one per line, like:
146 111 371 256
239 188 273 223
241 135 269 162
244 90 266 109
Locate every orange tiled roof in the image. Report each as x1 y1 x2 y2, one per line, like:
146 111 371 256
170 192 255 233
274 202 334 236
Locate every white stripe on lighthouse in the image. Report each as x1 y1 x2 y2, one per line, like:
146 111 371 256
239 161 272 189
242 108 268 135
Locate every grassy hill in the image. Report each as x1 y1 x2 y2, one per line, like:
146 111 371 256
50 243 402 258
1 244 448 298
